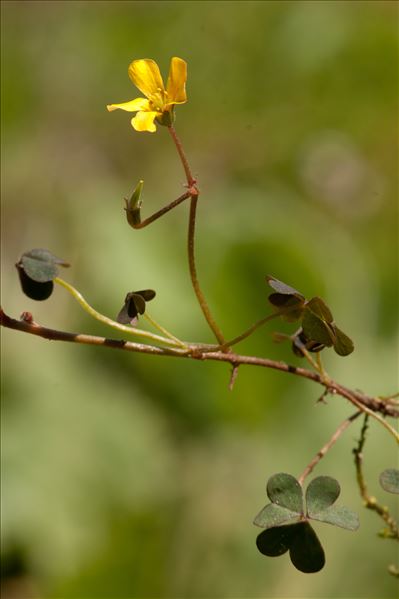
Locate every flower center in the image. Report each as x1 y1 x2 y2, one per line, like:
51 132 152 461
149 88 169 112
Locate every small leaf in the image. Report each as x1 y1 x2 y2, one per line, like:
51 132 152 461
17 267 54 301
333 326 354 356
306 297 333 323
306 476 340 514
302 308 335 347
131 293 146 315
267 473 303 513
254 503 302 529
266 276 304 299
310 506 359 531
136 289 156 302
289 522 325 573
380 469 399 494
16 249 69 301
116 289 156 325
256 525 295 557
19 248 69 283
116 303 137 326
268 294 305 322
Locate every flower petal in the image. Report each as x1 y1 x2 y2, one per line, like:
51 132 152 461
131 111 160 133
107 97 150 112
128 59 164 98
166 57 187 104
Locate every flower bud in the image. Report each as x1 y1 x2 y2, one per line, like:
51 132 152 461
125 180 144 228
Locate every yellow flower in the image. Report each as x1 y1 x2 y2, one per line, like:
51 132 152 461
107 57 187 133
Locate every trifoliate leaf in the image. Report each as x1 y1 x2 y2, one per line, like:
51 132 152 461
379 469 399 494
16 249 70 301
267 473 304 513
116 289 156 325
306 476 340 514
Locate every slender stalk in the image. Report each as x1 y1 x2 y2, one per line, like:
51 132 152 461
168 125 195 186
143 312 187 349
167 124 227 345
216 313 279 351
131 191 191 229
298 411 362 485
299 345 320 372
54 278 184 348
187 196 226 345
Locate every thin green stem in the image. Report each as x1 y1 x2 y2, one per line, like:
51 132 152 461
216 313 280 351
54 277 184 348
143 312 188 349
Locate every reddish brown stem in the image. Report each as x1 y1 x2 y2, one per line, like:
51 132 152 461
132 191 191 228
1 308 398 419
168 125 195 186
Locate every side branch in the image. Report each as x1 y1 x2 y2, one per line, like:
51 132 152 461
130 191 191 229
298 411 362 485
2 308 398 423
353 416 399 539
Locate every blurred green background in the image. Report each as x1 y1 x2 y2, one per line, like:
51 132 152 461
1 1 398 598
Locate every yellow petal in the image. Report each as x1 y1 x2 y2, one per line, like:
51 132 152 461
166 57 187 104
128 59 164 98
107 97 150 112
131 111 160 133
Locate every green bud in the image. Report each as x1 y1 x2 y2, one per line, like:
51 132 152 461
125 180 144 228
